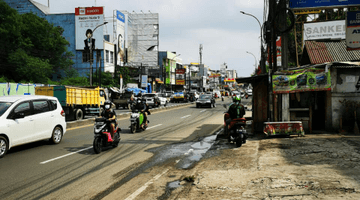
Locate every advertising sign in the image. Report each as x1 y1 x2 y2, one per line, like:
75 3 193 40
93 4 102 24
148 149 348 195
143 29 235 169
346 11 360 51
116 10 125 63
304 20 345 41
224 78 235 82
141 75 148 88
272 67 331 94
289 0 360 10
75 7 104 50
176 80 185 85
175 69 185 74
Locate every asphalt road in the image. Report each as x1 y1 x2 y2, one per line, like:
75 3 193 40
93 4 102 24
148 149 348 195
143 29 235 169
0 98 237 200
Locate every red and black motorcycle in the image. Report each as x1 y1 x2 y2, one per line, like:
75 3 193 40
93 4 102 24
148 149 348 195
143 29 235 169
224 112 248 147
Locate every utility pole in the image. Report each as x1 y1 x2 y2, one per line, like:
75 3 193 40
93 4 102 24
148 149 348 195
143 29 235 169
199 44 203 65
280 0 288 70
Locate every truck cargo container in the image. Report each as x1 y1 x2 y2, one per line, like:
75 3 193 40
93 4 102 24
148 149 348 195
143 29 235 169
35 86 107 121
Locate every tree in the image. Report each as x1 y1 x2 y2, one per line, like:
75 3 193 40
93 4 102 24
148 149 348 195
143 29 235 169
0 1 74 83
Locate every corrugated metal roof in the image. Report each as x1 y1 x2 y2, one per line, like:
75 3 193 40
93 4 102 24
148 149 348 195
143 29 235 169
305 40 360 64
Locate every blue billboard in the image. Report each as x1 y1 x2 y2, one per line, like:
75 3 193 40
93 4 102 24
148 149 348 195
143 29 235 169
290 0 360 9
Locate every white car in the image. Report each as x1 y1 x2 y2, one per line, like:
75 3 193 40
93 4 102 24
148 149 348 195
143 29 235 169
0 95 67 158
157 93 169 106
247 89 253 96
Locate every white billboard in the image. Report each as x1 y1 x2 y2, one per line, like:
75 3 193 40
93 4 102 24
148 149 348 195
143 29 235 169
304 20 345 41
75 7 105 50
116 10 125 63
346 11 360 50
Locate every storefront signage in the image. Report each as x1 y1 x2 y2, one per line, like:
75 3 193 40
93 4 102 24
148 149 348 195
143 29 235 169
176 80 185 85
272 67 331 94
346 11 360 50
304 20 345 41
224 78 235 82
175 69 185 74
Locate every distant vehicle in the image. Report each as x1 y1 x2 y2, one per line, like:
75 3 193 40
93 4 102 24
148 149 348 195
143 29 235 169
157 93 169 106
196 94 216 108
172 92 186 103
246 89 253 96
35 86 107 121
0 95 67 158
213 90 221 98
232 91 241 98
142 93 161 108
108 88 133 109
240 90 245 98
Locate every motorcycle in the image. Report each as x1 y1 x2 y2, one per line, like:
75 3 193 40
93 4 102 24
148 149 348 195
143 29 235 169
129 104 150 133
93 117 121 154
223 104 247 147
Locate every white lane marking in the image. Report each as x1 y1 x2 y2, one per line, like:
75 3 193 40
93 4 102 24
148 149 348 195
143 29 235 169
124 169 169 200
40 146 93 164
181 115 191 119
200 109 207 113
147 124 163 129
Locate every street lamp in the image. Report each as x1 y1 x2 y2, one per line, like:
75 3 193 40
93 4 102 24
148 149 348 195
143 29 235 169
89 21 108 86
246 51 257 73
240 11 265 73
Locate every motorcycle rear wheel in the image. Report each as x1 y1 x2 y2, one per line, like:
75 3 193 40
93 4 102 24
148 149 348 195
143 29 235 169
113 132 121 147
130 124 136 134
235 137 242 147
93 137 102 154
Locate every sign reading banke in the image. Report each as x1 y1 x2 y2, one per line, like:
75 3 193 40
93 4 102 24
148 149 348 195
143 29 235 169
346 11 360 51
272 67 331 94
290 0 360 10
304 20 345 41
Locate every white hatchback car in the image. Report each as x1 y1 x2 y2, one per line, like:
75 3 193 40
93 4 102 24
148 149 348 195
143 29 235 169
0 95 66 158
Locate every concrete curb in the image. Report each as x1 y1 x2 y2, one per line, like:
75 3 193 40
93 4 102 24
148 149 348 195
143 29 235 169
66 102 194 129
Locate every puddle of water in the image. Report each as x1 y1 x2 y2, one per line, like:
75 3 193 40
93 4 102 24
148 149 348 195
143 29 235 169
158 180 183 200
168 180 182 189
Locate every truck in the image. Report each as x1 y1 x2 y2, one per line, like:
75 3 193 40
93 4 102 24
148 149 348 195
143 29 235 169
108 87 133 109
35 86 107 121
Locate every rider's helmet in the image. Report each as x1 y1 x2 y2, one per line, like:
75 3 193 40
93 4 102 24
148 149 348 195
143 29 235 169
233 96 241 103
104 100 112 110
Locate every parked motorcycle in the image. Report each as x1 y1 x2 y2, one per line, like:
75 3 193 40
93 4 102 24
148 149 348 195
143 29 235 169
223 104 247 147
129 104 150 133
93 117 121 153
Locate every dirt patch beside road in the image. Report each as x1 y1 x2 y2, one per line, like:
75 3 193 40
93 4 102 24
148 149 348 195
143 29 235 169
168 134 360 199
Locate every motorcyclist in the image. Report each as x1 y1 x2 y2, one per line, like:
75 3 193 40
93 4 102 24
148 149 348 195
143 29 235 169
225 96 246 139
133 98 150 128
100 100 117 141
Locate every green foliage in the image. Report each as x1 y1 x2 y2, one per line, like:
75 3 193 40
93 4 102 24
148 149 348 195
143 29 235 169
0 1 74 83
8 48 53 83
60 77 90 86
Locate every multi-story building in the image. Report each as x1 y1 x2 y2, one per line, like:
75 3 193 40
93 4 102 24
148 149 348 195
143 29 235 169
4 1 159 84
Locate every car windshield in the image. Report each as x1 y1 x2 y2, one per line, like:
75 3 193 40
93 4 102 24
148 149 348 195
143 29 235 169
199 95 211 100
0 102 12 117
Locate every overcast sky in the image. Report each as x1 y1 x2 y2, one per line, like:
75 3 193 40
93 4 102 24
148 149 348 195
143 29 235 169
35 0 265 77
